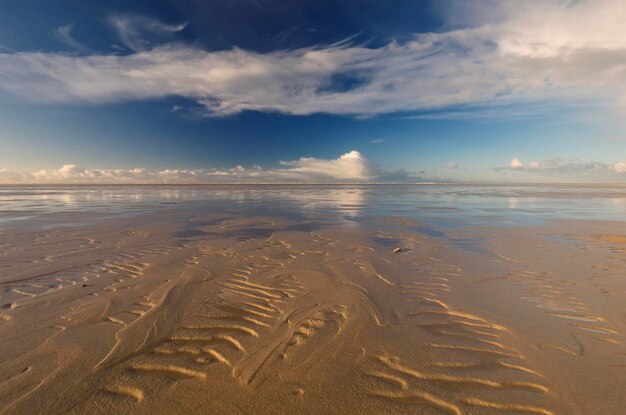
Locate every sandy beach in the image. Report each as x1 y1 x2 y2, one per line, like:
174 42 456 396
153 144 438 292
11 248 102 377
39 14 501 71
1 186 625 414
2 0 626 412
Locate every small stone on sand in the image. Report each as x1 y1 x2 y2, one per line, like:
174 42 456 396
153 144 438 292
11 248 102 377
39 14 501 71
393 248 402 253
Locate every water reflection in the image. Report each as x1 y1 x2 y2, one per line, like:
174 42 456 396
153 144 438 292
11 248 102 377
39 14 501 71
0 185 624 230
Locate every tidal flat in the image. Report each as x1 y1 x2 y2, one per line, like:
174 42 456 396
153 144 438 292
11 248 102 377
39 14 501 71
1 184 625 414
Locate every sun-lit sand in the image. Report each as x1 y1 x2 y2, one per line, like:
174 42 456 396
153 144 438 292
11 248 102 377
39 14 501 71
1 186 626 414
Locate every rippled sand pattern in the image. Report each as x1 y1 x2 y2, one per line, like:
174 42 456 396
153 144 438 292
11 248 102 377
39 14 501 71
1 199 626 414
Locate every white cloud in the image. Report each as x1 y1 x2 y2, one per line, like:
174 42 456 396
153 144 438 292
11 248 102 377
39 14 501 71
370 139 384 144
0 1 625 117
497 157 623 178
0 168 27 183
52 23 90 53
494 0 626 58
31 164 154 182
110 15 187 52
279 150 373 181
509 158 523 169
0 151 377 184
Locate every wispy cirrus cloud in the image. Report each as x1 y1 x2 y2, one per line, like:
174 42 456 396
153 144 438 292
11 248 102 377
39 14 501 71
52 23 90 53
0 1 625 118
110 15 187 52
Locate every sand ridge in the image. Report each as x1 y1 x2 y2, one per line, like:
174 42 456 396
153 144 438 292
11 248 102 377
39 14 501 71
0 210 625 413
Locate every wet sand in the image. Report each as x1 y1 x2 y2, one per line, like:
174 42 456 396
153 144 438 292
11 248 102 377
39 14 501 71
1 189 626 414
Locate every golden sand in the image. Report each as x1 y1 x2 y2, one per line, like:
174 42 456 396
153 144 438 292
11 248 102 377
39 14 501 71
1 213 625 414
597 234 626 244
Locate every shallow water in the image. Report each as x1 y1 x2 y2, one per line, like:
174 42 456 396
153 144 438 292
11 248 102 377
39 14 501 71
1 184 625 231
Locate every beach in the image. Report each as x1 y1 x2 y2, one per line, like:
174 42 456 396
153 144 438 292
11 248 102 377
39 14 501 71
1 185 625 414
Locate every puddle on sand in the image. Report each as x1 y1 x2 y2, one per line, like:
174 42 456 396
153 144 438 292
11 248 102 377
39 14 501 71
370 236 402 249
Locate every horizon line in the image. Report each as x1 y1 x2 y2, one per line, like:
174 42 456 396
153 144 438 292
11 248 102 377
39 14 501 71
1 182 626 187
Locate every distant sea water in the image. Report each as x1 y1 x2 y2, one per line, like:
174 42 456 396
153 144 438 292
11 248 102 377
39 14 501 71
0 184 625 231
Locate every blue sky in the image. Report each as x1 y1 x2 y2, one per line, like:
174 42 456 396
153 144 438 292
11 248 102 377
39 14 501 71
0 0 625 183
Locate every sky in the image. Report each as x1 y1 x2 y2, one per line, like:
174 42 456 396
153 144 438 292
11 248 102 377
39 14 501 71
0 0 625 183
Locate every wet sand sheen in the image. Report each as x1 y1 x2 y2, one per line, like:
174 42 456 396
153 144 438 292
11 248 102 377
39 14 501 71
1 206 626 413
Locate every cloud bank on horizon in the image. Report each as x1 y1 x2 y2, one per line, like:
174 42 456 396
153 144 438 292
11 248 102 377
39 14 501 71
0 151 394 184
2 150 625 184
494 157 626 179
0 0 625 118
